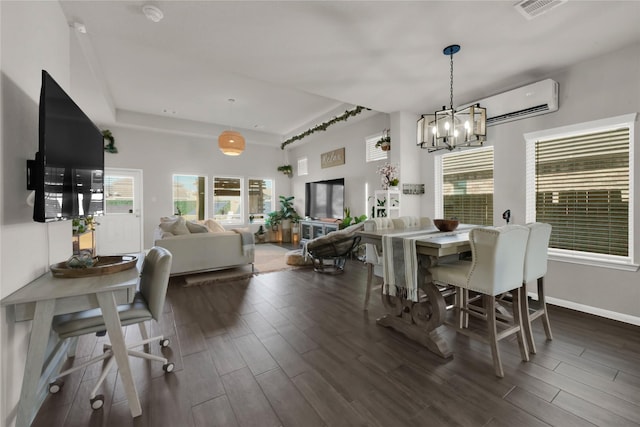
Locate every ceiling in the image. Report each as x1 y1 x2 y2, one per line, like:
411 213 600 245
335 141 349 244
59 1 640 147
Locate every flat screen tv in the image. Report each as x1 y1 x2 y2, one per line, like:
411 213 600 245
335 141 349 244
27 70 104 222
305 178 344 220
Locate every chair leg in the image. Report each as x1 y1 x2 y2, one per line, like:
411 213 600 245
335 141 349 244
364 263 374 310
538 277 553 341
512 287 530 362
520 281 537 354
485 295 504 378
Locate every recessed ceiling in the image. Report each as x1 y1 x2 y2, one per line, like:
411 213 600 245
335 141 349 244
60 1 640 147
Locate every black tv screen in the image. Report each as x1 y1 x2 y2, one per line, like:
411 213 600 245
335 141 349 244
305 178 344 220
30 70 104 222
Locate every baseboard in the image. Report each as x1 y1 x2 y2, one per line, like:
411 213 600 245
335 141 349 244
528 292 640 326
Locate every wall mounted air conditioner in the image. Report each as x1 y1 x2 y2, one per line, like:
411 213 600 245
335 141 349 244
468 79 559 126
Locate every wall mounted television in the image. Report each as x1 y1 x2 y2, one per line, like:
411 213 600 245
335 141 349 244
27 70 104 222
305 178 344 220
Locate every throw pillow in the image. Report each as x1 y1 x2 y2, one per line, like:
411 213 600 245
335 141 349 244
203 219 226 233
186 220 209 234
159 216 190 235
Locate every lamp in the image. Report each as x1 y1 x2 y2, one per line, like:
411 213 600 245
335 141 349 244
218 99 245 156
417 45 486 152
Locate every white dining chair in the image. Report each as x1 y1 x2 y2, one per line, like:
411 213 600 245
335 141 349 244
429 225 531 377
521 222 553 353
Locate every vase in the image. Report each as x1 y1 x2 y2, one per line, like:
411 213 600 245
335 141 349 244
389 186 399 191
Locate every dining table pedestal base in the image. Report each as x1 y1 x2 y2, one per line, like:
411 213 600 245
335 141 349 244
376 260 453 359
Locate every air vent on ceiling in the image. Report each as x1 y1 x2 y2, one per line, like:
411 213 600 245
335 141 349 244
514 0 568 20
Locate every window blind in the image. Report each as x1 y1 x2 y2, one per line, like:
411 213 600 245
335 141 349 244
442 148 494 225
535 128 629 256
366 133 387 162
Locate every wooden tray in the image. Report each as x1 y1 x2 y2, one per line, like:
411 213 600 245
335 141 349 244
50 255 138 278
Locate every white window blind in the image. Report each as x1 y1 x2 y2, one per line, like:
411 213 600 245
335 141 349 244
366 133 387 162
535 128 629 257
297 157 308 176
441 148 494 225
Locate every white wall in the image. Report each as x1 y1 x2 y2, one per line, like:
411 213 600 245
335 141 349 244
287 112 390 219
288 44 640 322
102 125 289 249
1 3 73 426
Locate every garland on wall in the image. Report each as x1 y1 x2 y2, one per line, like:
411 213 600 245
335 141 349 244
280 105 370 149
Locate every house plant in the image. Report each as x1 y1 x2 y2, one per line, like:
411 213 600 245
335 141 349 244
277 195 301 243
254 225 266 243
375 129 391 151
277 165 293 177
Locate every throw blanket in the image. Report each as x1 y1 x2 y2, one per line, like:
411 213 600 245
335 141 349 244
232 228 255 258
381 228 472 302
382 230 435 302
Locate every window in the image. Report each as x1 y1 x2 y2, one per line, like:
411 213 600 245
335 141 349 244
366 133 388 162
248 178 273 222
173 175 205 220
104 175 133 214
438 147 494 225
525 114 636 269
213 177 243 224
297 157 308 176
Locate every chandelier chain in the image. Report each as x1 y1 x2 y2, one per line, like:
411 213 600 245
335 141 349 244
449 52 454 111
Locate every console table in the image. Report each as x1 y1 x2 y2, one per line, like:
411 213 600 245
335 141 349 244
299 219 340 245
1 255 144 427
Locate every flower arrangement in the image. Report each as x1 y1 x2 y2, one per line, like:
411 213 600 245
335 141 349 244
376 162 399 189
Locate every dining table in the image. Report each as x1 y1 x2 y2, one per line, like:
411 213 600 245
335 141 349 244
357 225 475 358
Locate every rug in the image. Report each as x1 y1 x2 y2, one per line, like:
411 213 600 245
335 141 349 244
181 243 307 286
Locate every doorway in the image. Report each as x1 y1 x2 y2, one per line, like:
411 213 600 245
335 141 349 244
96 168 143 254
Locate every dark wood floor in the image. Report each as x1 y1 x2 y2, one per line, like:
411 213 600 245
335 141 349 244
32 260 640 427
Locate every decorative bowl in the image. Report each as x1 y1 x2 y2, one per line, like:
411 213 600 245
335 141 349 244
433 219 459 232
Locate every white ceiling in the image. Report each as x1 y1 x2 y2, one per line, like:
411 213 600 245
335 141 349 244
59 0 640 147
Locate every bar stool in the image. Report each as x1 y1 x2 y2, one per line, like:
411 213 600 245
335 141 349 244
430 225 531 377
521 222 553 353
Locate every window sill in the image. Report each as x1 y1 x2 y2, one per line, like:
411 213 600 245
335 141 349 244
549 253 639 272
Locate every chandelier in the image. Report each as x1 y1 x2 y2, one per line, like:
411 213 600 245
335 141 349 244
417 44 486 152
218 98 245 156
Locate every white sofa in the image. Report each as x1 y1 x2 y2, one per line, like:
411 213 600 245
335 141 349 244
153 217 254 276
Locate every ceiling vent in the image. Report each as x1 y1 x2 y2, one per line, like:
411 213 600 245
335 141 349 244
464 79 559 126
514 0 568 20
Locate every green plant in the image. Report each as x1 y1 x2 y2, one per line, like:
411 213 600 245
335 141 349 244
341 207 367 227
375 129 391 148
277 165 293 176
278 195 301 222
102 129 118 153
265 211 282 230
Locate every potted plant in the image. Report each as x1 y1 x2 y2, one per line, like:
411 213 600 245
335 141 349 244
277 165 293 177
375 129 391 151
254 225 266 243
278 195 301 243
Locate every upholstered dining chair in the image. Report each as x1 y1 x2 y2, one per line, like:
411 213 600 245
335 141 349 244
48 246 174 410
521 222 553 354
429 225 531 377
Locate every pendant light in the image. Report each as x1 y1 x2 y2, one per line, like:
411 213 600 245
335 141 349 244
218 98 245 156
417 44 486 152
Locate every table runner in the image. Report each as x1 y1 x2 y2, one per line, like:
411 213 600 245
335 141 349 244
381 230 439 302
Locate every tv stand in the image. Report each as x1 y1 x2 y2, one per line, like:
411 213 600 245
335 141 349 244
299 219 340 246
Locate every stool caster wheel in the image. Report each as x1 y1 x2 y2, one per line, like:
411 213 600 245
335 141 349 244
90 394 104 410
159 338 170 348
163 362 175 373
49 380 64 394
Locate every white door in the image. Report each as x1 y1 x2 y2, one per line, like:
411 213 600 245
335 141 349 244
96 168 143 254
